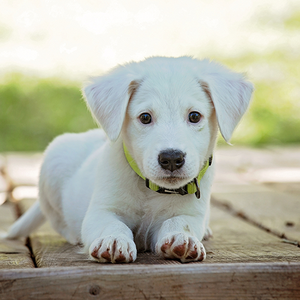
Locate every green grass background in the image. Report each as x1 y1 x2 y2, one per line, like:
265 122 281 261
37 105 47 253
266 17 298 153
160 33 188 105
1 50 300 152
220 51 300 146
1 11 300 151
0 75 95 151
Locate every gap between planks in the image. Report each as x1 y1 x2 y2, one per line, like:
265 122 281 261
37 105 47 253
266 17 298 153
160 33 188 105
0 202 35 269
0 161 38 269
18 196 300 268
3 184 300 269
211 195 300 248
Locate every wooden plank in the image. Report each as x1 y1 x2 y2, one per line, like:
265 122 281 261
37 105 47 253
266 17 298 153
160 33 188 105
0 263 299 300
212 146 300 243
263 182 300 196
1 149 298 299
215 146 300 171
19 198 91 268
214 146 300 185
20 198 300 268
267 146 300 166
30 233 91 268
212 146 283 185
205 200 300 263
21 199 187 267
0 203 35 269
212 185 300 243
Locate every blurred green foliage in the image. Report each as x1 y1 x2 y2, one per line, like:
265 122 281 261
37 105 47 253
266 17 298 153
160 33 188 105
1 49 300 151
221 51 300 146
284 11 300 30
0 74 96 151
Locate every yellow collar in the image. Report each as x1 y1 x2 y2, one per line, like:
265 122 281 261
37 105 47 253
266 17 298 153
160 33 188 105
123 143 212 199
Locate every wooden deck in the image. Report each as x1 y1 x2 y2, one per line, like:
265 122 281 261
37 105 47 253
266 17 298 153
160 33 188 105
0 146 300 299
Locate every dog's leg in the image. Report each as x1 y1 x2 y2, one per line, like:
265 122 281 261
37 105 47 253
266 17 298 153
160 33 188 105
203 206 213 240
203 227 213 240
82 211 137 263
155 215 206 263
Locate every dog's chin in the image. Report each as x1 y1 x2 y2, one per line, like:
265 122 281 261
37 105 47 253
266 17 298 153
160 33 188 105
151 176 191 190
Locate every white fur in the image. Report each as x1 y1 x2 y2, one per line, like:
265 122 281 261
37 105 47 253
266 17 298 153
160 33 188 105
7 56 253 263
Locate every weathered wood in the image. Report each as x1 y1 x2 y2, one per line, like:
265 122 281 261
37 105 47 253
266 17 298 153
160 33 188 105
0 263 299 300
206 199 300 263
0 148 299 299
19 197 300 268
212 185 300 243
263 182 300 196
19 198 90 267
215 146 300 170
20 199 180 267
212 146 285 185
0 203 35 269
214 146 300 185
21 200 181 266
212 146 300 246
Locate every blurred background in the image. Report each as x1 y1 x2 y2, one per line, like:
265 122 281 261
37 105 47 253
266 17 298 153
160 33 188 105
1 0 300 151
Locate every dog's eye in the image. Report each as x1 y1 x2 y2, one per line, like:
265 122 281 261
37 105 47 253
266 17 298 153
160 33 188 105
139 113 152 124
189 111 202 123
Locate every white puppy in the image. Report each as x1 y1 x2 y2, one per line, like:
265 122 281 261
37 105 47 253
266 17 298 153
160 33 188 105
7 56 253 263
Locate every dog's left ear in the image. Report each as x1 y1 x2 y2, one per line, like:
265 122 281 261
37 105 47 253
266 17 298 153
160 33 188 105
199 60 254 142
83 66 140 141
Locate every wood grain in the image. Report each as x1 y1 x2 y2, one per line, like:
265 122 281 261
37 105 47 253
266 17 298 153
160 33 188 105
263 182 300 196
0 148 300 299
212 185 300 243
0 263 299 300
205 200 300 263
19 198 300 268
0 203 34 269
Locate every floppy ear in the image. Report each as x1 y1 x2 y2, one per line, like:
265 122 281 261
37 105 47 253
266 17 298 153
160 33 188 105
199 61 253 142
83 66 140 141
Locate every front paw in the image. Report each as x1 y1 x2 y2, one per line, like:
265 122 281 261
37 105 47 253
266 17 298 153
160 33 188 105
156 233 206 263
89 235 137 263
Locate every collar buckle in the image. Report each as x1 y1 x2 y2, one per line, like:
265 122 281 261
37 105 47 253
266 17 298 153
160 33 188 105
157 186 188 196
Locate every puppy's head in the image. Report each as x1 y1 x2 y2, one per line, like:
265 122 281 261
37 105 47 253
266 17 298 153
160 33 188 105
83 57 253 189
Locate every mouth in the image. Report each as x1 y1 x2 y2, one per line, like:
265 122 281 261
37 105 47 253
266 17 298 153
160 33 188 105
154 175 192 189
160 175 185 184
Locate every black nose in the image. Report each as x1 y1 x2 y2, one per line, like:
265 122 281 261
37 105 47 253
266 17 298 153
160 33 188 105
158 149 185 172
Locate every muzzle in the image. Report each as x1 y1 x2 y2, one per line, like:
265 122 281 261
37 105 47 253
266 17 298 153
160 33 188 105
123 143 212 199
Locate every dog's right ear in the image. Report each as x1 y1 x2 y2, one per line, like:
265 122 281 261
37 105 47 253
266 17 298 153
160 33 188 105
198 60 253 143
83 67 139 141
